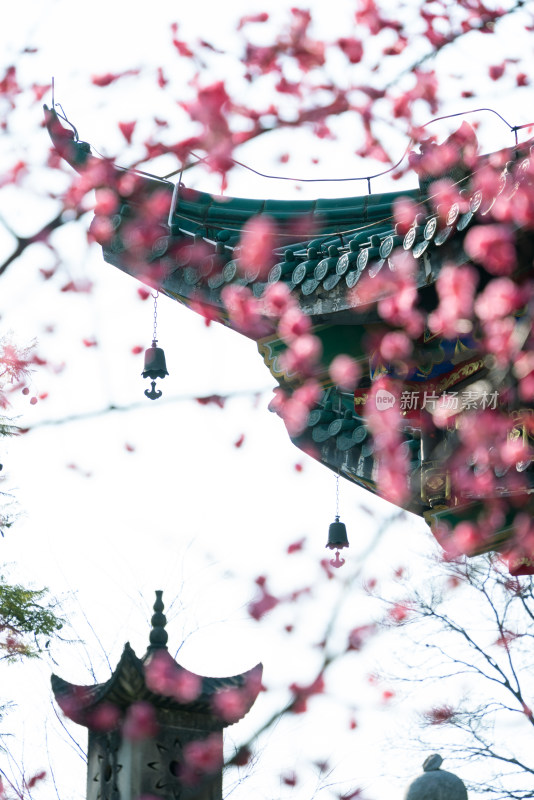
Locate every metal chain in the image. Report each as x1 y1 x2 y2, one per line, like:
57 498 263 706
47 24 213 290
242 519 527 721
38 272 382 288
152 292 159 343
335 474 340 519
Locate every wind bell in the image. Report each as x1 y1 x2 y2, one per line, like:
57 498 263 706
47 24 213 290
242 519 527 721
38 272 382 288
326 474 349 568
142 292 168 400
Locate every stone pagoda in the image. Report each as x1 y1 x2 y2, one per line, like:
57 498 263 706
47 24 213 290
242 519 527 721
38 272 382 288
51 591 262 800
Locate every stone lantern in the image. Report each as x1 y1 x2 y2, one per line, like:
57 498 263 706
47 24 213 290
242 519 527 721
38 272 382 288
51 591 262 800
403 754 468 799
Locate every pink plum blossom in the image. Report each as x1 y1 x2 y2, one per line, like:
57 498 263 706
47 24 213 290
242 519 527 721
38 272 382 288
122 702 158 741
329 355 361 391
212 688 248 723
221 284 271 336
474 278 525 321
145 651 202 703
428 264 478 337
464 224 517 276
393 195 418 234
378 331 412 362
289 674 325 713
428 178 468 222
280 334 322 377
183 735 223 778
278 306 312 342
262 281 295 317
248 576 279 620
238 215 277 280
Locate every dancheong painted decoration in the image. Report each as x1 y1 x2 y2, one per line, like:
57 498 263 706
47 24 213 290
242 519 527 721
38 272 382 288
45 104 534 574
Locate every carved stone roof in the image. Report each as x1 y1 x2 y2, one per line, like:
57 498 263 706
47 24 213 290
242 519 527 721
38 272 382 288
51 592 262 730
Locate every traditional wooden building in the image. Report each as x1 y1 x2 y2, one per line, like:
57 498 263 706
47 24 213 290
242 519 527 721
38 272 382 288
45 105 534 571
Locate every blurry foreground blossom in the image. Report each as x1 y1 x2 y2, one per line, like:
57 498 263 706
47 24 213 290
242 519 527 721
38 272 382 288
145 650 202 702
289 673 325 713
238 215 277 280
122 701 158 741
247 575 279 621
329 354 361 391
181 735 223 784
464 224 517 276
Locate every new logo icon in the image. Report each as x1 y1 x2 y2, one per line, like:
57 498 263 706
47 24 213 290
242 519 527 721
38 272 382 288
375 389 396 410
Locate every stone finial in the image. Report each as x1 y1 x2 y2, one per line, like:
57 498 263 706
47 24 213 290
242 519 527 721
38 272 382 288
423 754 443 771
404 754 468 800
147 589 168 651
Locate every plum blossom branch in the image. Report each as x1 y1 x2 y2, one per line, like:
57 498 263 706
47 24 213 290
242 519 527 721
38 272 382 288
382 0 529 93
0 210 82 279
15 387 274 432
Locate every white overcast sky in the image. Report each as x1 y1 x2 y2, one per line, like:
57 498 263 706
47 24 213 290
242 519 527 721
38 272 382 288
1 2 533 799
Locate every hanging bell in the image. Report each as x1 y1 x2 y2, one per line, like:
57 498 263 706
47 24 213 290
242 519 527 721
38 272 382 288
326 515 349 550
326 515 349 567
142 340 168 400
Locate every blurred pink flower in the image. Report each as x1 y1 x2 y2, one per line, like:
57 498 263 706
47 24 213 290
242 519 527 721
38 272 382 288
280 334 322 376
474 277 525 321
248 577 279 621
347 624 376 651
262 281 295 317
278 306 312 342
183 735 223 776
277 379 322 436
289 674 325 713
239 215 276 280
428 263 478 337
145 651 202 703
428 178 468 221
378 331 412 362
212 688 247 723
87 703 121 732
221 284 271 336
122 702 158 741
393 195 418 234
464 224 516 276
329 354 361 390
